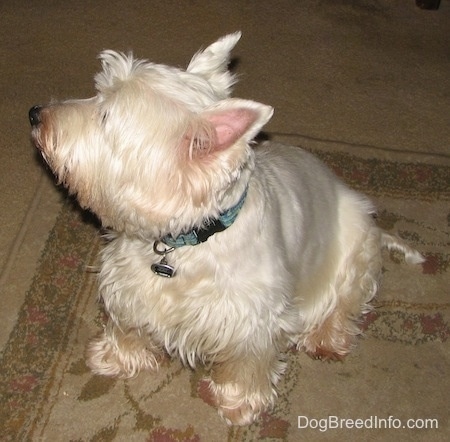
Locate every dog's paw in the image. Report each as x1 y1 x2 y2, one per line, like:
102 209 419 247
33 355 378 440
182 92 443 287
218 401 263 426
305 347 346 362
208 379 274 426
86 333 159 378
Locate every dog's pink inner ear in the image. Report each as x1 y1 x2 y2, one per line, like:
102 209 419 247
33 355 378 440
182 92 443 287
206 108 258 151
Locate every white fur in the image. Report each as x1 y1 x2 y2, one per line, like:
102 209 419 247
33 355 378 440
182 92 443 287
30 33 424 426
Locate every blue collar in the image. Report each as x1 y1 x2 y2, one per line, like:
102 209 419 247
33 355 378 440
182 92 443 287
161 188 247 248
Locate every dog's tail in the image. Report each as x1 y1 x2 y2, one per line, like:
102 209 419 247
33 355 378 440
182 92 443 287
381 232 425 265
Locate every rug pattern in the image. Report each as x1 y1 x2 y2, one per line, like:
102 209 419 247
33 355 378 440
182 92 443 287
1 150 448 441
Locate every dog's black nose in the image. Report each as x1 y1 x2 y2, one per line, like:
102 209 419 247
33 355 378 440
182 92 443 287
29 105 43 126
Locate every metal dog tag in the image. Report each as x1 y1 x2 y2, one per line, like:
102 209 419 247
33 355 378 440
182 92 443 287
151 256 175 278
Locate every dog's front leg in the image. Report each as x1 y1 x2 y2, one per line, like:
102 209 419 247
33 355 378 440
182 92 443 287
209 350 286 426
86 319 161 378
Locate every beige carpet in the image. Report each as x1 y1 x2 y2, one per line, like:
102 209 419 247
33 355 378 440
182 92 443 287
1 0 449 440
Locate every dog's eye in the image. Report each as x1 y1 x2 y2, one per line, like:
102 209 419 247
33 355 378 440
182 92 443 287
100 111 108 125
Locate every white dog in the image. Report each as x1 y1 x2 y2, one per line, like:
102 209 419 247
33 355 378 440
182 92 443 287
29 32 423 425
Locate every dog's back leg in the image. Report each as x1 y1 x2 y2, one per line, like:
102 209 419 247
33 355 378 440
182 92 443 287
299 223 383 360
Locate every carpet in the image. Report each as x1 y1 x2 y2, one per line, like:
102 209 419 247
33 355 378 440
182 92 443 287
1 147 448 441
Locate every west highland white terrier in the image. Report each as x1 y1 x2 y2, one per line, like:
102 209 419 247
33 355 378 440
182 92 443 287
29 33 424 425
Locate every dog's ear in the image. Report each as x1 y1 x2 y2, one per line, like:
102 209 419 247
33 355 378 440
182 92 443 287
186 99 273 157
187 32 241 98
95 50 135 91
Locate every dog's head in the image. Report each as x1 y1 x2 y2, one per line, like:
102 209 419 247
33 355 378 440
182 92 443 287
29 33 273 237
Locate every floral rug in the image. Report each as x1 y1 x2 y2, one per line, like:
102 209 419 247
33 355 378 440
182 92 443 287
1 148 448 441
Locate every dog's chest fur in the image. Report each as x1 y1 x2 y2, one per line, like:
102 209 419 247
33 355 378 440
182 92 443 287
99 228 294 364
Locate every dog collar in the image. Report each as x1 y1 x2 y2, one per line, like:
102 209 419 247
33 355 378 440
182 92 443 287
161 187 248 248
151 188 248 278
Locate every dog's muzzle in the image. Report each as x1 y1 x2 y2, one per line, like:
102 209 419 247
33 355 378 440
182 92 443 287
29 105 43 126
